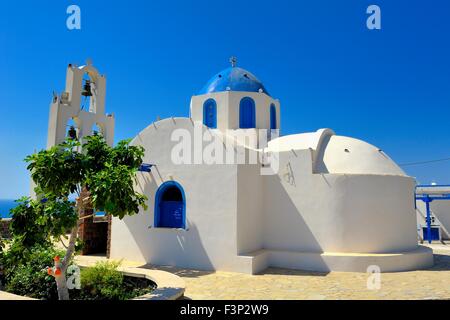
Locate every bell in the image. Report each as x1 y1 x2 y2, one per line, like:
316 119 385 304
67 126 77 140
81 79 92 97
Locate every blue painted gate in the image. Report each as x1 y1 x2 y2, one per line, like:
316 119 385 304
422 227 440 241
159 201 184 228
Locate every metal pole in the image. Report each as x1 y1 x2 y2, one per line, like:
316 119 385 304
425 197 432 244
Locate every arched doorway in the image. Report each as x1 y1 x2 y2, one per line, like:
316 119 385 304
239 97 256 128
154 181 186 229
203 99 217 128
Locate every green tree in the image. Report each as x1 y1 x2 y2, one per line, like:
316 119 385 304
9 196 77 249
25 135 147 300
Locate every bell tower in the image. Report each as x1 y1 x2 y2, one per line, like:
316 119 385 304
36 61 115 256
46 60 115 148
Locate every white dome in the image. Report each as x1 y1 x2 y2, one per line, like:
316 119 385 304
268 129 406 176
315 135 406 176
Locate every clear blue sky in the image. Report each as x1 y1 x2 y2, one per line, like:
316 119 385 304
0 0 449 199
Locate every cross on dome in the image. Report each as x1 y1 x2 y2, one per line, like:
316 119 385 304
229 56 237 68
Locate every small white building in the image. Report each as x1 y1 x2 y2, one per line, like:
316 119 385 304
416 185 450 241
45 61 434 274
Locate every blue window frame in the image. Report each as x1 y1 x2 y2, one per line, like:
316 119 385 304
154 181 186 229
239 97 256 128
203 99 217 128
270 104 277 129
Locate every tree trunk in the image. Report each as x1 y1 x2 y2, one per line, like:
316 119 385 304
55 221 79 300
55 197 84 300
55 269 70 300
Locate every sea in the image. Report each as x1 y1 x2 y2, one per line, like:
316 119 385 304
0 199 105 218
0 199 16 219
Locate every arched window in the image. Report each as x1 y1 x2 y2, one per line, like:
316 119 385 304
154 181 186 229
270 104 277 129
239 97 256 128
203 99 217 128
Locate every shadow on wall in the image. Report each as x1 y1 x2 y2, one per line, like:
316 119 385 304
313 134 332 174
261 173 336 273
124 172 215 272
264 173 325 253
432 201 450 240
147 222 215 272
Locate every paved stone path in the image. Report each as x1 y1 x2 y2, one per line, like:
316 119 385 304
6 243 447 300
0 291 35 300
151 246 450 300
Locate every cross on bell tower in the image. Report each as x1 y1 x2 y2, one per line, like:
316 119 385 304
229 56 237 68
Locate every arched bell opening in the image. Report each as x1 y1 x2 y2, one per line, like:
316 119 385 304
66 117 81 140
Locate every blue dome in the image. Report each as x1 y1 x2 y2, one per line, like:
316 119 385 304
199 67 270 96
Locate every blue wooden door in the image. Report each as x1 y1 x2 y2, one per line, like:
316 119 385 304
159 201 184 228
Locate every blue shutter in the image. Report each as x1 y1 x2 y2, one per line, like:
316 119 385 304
270 104 277 129
203 99 217 128
160 201 184 228
239 97 256 128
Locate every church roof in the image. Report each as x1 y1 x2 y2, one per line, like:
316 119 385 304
198 66 270 96
267 129 406 176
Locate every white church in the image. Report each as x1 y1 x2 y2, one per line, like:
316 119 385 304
45 60 433 274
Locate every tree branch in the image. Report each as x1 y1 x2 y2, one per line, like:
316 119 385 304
79 213 95 220
59 235 68 249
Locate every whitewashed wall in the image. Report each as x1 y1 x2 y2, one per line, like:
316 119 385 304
190 91 280 131
110 118 251 271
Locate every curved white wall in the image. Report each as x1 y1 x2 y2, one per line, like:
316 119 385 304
263 149 418 254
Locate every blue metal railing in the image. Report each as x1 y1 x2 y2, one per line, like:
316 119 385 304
415 184 450 243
